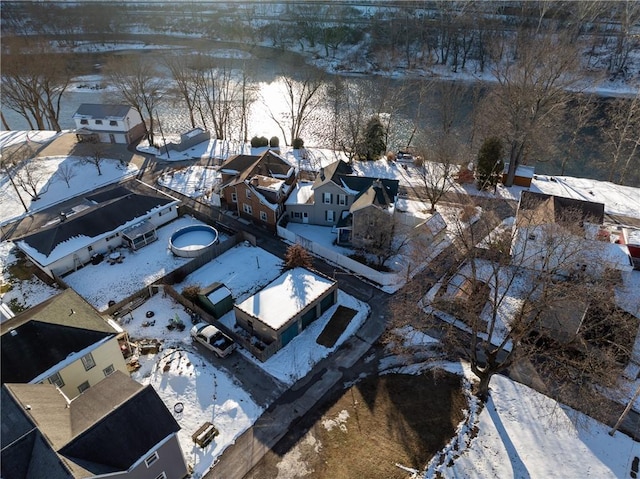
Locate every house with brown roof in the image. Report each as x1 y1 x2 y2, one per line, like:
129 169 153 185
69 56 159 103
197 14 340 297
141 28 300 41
1 371 188 479
219 150 296 231
1 289 129 401
511 191 633 278
285 160 399 247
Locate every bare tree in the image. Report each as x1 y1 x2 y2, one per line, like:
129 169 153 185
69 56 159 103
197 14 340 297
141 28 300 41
414 135 463 213
392 200 631 409
165 54 200 129
54 161 77 188
483 32 582 187
267 73 325 146
1 49 71 131
561 94 597 176
11 158 49 201
600 90 640 184
80 144 105 176
106 57 162 145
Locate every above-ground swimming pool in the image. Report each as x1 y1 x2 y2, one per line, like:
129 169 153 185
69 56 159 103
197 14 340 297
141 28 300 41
169 224 219 257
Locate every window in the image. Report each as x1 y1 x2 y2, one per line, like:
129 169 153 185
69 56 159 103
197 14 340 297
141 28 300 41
243 204 253 214
87 245 93 252
338 194 347 206
293 212 301 218
145 452 159 468
260 211 268 222
155 473 167 479
528 233 537 241
78 381 90 393
95 119 103 125
81 353 96 371
231 192 237 203
103 364 115 377
323 192 332 204
109 120 118 126
246 189 252 199
106 233 119 242
80 119 88 125
48 372 64 388
326 210 335 222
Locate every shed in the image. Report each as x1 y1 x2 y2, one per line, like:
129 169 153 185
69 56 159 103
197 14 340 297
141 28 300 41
197 283 234 319
502 163 535 187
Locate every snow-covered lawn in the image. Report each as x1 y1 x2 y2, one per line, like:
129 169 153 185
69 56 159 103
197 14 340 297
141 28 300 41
177 241 284 302
0 241 60 312
64 215 211 311
157 165 222 206
439 369 639 479
117 243 368 476
0 154 137 224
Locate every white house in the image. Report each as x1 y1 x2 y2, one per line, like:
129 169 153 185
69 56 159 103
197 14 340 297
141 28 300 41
73 104 146 144
13 180 180 278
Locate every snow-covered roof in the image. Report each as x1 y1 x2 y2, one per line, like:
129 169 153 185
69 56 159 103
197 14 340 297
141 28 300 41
207 285 232 304
285 181 314 206
235 267 335 331
532 175 640 220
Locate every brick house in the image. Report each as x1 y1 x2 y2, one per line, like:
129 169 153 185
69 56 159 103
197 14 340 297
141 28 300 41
219 150 296 231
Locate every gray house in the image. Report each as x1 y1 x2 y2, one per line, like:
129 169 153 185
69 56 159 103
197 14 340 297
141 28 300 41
285 160 399 246
1 371 188 479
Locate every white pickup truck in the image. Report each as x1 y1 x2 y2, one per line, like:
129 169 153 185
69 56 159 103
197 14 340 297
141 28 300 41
190 323 236 358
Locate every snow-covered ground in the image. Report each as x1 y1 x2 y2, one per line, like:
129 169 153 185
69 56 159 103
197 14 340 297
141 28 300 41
111 242 368 476
0 154 138 225
2 128 640 478
63 215 211 311
407 360 640 479
157 165 222 206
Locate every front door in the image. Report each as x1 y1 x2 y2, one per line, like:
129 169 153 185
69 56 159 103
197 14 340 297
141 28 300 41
302 212 309 224
109 134 116 144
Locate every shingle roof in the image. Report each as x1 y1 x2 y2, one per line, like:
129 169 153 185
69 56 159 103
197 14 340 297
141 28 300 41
1 289 116 384
350 180 394 212
312 160 354 189
311 160 399 205
1 386 74 479
59 376 181 474
16 183 177 258
72 104 132 119
4 373 181 477
518 191 605 226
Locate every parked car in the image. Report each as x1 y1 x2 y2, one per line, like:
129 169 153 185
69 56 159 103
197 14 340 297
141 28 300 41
190 323 236 358
396 151 416 163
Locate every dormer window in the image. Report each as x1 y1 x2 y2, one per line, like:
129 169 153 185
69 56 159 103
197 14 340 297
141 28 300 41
80 119 88 125
95 120 103 125
109 120 118 126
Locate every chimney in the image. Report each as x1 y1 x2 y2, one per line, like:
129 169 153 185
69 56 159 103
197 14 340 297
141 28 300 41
60 212 67 222
320 167 325 181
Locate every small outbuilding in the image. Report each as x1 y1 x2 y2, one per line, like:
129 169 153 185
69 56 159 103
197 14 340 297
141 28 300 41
234 267 337 353
197 283 234 319
502 163 535 187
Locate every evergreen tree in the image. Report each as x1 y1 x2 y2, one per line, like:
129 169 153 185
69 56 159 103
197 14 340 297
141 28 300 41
356 116 387 161
476 137 504 191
